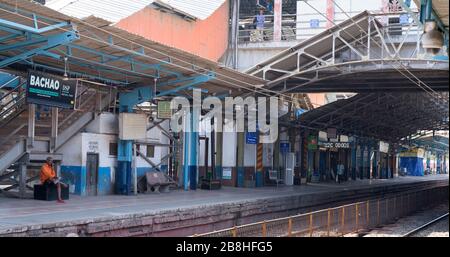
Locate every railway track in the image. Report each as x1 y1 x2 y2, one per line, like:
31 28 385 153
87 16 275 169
402 213 449 237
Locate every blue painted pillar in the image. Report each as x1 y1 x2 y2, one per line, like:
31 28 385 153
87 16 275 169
236 132 245 187
437 153 441 174
189 109 199 190
116 86 153 195
183 126 190 191
117 140 132 195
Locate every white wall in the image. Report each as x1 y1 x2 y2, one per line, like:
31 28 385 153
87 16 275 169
244 142 256 167
222 132 237 167
59 133 82 166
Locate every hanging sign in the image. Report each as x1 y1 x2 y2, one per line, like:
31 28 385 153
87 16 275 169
157 101 172 119
26 70 76 109
246 132 258 144
319 141 350 148
280 141 290 153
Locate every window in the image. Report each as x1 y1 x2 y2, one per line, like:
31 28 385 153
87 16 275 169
109 142 118 156
147 145 155 158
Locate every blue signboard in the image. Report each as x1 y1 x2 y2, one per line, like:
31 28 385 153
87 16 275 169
399 14 409 24
310 19 320 28
246 132 258 144
280 142 290 153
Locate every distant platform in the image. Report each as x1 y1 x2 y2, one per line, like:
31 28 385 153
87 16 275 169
0 175 448 236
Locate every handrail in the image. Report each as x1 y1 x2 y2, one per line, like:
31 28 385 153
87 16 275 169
0 92 25 115
0 80 25 103
0 123 27 147
238 12 421 43
58 92 96 129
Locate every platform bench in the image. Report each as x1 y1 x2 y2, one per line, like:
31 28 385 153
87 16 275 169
33 184 69 201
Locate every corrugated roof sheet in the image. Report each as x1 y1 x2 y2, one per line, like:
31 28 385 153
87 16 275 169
154 0 227 20
46 0 154 23
46 0 226 23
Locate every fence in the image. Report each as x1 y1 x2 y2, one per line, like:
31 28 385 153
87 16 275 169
238 11 420 43
193 186 448 237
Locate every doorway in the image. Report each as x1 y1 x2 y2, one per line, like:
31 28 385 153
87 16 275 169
86 153 99 196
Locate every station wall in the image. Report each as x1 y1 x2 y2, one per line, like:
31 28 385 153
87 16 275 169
59 113 170 196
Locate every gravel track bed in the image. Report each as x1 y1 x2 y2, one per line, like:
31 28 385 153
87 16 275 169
363 202 449 237
411 216 448 237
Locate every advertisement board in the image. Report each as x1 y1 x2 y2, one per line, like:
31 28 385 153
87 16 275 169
26 70 76 109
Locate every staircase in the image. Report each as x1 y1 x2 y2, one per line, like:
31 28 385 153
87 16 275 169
0 78 116 197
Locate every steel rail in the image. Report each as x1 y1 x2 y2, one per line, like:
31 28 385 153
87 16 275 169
402 212 449 237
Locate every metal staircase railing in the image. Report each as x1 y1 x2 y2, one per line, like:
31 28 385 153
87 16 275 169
0 80 27 128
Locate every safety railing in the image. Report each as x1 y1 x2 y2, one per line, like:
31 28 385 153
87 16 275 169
193 186 448 237
238 11 420 44
0 80 27 127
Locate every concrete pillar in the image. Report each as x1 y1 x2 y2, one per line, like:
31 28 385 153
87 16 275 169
117 140 132 195
273 0 283 41
27 104 35 149
351 142 357 180
443 154 447 174
178 132 184 187
359 144 364 179
182 128 189 190
236 132 245 187
19 162 27 199
256 142 264 187
215 131 223 180
50 107 58 153
188 110 199 190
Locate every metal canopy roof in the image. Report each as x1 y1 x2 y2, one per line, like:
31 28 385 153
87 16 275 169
412 134 449 152
0 0 266 98
296 92 449 142
413 0 449 27
245 11 449 94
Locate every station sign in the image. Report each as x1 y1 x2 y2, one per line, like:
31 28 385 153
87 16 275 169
26 70 76 109
280 142 290 153
319 141 350 149
246 132 258 144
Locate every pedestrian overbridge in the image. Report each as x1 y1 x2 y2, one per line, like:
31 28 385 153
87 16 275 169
246 11 449 93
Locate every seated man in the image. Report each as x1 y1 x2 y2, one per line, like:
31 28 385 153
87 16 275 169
40 157 68 203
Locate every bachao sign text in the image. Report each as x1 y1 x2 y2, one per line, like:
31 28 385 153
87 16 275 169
26 71 76 109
